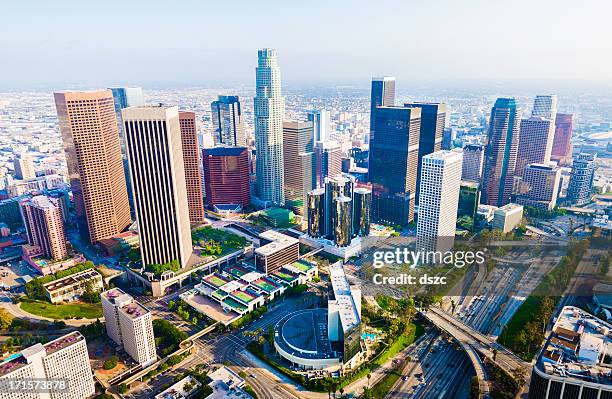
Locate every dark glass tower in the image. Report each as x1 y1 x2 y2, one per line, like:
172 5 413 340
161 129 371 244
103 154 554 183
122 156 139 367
403 102 447 204
369 77 396 143
481 98 521 207
369 106 421 225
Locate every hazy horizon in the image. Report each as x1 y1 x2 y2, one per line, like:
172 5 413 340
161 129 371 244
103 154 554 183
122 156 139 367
2 0 612 91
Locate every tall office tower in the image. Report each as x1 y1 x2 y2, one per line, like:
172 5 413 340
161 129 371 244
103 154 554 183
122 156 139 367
516 163 561 210
210 95 246 147
254 48 285 205
531 94 558 119
551 113 574 166
178 111 205 224
283 121 315 215
403 102 447 204
19 195 67 261
202 147 250 211
0 331 95 399
442 127 455 150
54 91 132 244
567 153 597 205
369 77 396 143
481 98 521 207
315 141 343 187
13 153 35 180
515 116 554 176
101 288 157 366
369 106 421 225
122 105 193 268
109 87 145 215
461 144 484 183
308 109 331 143
416 151 463 253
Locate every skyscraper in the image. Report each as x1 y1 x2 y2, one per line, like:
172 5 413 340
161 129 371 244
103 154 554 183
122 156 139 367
283 121 315 215
531 94 558 120
122 105 192 268
516 163 561 210
178 111 205 224
416 150 463 253
20 195 67 261
551 113 574 166
481 98 521 207
0 331 95 399
369 77 396 144
13 153 35 180
211 95 246 147
54 90 132 244
315 141 343 187
567 153 597 205
403 102 447 204
254 48 285 205
101 288 157 366
109 87 145 216
461 144 484 183
202 147 250 211
308 109 331 143
515 116 554 176
369 106 421 225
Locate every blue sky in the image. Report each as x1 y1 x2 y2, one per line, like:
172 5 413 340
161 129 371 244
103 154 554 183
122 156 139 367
1 0 611 89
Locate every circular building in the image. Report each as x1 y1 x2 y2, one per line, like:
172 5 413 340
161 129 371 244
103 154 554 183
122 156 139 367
273 309 341 370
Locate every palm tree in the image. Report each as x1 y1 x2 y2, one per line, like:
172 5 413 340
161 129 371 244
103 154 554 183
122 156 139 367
367 373 371 389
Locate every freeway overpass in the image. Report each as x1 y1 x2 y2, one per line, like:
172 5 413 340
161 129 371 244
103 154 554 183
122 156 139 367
422 306 531 396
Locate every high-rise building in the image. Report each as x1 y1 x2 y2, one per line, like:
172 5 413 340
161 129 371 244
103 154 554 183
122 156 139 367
315 141 343 187
254 48 285 205
403 102 447 204
416 151 463 253
567 153 597 205
19 195 67 261
442 127 456 150
211 95 246 147
101 288 157 366
369 106 421 225
54 90 132 244
202 147 250 211
551 113 574 166
516 163 561 210
369 77 396 143
308 109 331 143
0 331 95 399
122 105 193 268
515 116 554 176
461 144 484 183
178 111 205 224
13 153 36 180
283 121 315 215
109 87 145 216
481 98 521 207
531 94 558 120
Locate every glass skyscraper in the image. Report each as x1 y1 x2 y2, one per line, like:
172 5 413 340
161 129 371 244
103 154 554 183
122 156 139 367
210 95 245 147
481 98 521 207
254 49 285 205
369 77 395 143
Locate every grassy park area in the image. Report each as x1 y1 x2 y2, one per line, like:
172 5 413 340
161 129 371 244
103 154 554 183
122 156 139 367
20 299 102 319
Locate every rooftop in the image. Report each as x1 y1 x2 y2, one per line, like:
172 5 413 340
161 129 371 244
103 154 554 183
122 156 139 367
256 230 299 257
537 306 612 386
328 261 360 333
119 301 150 320
274 309 335 360
43 268 101 293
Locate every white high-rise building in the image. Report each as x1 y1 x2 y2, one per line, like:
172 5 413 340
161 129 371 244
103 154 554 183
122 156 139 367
254 48 285 206
101 288 157 367
308 109 330 143
416 150 463 253
531 95 558 120
461 144 484 183
122 105 193 268
13 153 36 180
0 331 95 399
